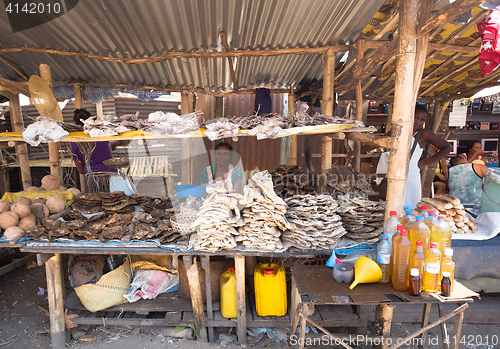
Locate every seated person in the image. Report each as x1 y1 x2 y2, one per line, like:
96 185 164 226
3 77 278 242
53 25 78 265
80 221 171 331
447 155 488 205
201 142 243 193
459 140 486 165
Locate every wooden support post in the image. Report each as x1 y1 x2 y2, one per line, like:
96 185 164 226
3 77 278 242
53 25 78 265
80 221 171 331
419 303 432 349
45 253 66 349
384 0 419 219
40 64 61 181
234 255 246 344
412 0 432 104
181 92 192 184
374 304 394 349
289 92 298 166
0 151 7 196
8 93 31 189
451 303 465 349
72 84 86 192
321 48 335 173
182 256 207 342
354 40 365 172
202 256 214 342
438 303 451 349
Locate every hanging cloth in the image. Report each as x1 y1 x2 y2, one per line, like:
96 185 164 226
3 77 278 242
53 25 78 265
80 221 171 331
478 6 500 77
254 88 272 115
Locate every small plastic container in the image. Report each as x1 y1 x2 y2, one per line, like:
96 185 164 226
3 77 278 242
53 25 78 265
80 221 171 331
333 258 354 283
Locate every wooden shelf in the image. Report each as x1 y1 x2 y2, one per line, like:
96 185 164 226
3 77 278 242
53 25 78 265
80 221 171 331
367 113 388 116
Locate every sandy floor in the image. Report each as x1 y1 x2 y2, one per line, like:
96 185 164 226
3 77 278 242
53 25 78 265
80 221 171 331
0 253 498 349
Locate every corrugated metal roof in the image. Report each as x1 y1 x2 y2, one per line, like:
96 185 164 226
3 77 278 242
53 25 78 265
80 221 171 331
0 0 385 92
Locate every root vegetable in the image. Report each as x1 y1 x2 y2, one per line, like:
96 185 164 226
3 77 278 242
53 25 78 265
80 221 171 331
41 175 61 190
11 203 31 219
0 211 19 229
18 217 36 231
46 197 65 214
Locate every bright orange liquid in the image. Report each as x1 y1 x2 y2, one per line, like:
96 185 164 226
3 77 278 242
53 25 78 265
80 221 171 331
441 256 455 292
430 221 452 258
423 247 442 293
410 221 430 254
391 234 411 291
409 246 426 290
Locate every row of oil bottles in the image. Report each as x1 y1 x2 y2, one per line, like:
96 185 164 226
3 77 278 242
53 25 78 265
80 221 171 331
378 207 455 296
220 263 287 319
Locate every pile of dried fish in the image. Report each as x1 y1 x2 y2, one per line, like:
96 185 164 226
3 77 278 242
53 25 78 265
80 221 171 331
72 193 103 214
203 120 240 141
191 188 243 252
283 195 346 249
337 197 385 244
322 166 375 200
247 117 288 139
237 171 289 251
82 111 204 137
271 165 316 199
101 191 136 214
141 197 174 220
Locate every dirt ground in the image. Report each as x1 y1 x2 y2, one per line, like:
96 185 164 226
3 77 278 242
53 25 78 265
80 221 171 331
1 252 499 349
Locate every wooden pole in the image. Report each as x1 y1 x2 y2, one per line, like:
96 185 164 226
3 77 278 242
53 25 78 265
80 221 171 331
8 93 31 189
72 84 86 192
181 92 192 184
45 253 66 349
289 92 298 166
385 0 419 219
374 304 395 349
39 64 61 181
321 48 335 173
354 40 365 172
412 0 432 104
234 256 247 344
182 256 208 342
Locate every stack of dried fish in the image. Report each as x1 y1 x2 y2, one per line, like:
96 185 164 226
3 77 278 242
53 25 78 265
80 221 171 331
203 120 240 141
337 197 385 244
283 195 346 249
270 165 316 199
237 171 289 251
144 111 203 136
101 191 136 214
322 166 375 199
141 197 174 220
72 193 103 214
191 189 243 252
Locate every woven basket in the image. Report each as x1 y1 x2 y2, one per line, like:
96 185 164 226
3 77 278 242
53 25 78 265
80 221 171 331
74 257 132 312
171 210 197 235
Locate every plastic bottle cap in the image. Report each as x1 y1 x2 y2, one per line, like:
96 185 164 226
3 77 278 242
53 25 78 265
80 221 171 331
335 258 342 264
410 268 419 277
421 206 428 210
430 242 439 249
444 248 453 256
404 206 411 210
416 240 423 246
397 224 404 231
442 271 450 278
416 216 424 221
438 215 446 220
400 230 408 237
228 267 234 271
264 269 275 275
429 210 436 215
406 210 413 214
390 211 397 216
381 234 389 240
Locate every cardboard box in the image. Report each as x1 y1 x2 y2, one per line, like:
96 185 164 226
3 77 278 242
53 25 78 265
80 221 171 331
480 122 491 130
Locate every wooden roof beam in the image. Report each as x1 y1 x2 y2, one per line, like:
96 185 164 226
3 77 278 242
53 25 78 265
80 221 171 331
437 67 500 98
219 32 238 90
419 56 478 96
0 77 30 96
0 56 29 80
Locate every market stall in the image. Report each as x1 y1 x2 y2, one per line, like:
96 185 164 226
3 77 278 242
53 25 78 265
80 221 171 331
0 0 497 348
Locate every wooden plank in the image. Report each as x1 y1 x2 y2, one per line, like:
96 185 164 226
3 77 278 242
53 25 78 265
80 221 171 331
0 253 36 276
374 304 395 349
183 311 194 322
321 48 335 173
202 256 214 342
72 316 192 327
45 253 66 349
9 94 31 189
182 256 207 342
220 32 238 90
234 255 246 344
346 133 395 150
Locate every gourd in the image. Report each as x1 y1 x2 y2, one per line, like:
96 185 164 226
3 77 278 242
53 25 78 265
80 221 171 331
0 211 19 230
11 203 31 219
46 197 65 214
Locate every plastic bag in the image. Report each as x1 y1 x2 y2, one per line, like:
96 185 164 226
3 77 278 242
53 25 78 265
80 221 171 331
2 189 74 206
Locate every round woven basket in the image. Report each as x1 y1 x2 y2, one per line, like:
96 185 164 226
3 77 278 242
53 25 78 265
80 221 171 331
74 257 132 312
171 210 197 235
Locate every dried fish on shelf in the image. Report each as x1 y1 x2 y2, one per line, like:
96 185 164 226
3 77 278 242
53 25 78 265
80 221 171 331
322 166 375 199
203 120 240 141
237 170 290 251
191 191 244 252
337 197 385 244
271 165 316 199
282 194 346 250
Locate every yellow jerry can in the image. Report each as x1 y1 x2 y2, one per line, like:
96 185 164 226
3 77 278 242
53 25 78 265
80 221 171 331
220 267 237 318
254 263 287 316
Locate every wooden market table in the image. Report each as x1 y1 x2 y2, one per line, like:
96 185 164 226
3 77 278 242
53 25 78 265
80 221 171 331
290 265 474 349
20 240 326 348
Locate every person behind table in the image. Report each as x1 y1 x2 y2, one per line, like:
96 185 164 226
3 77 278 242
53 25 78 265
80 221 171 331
447 155 488 205
459 140 486 165
71 108 116 175
201 142 243 193
359 104 452 208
